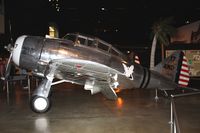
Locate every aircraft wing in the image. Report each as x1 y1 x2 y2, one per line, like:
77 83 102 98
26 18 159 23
46 59 96 84
48 58 111 79
45 59 118 100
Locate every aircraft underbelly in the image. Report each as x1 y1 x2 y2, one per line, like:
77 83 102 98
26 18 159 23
53 59 117 81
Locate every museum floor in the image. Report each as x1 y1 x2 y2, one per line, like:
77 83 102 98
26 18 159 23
0 80 200 133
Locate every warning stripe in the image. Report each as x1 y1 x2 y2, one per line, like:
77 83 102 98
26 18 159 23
182 64 188 68
179 74 190 78
179 78 189 82
179 75 189 81
135 55 140 64
180 70 189 76
181 66 188 70
178 81 188 86
178 54 190 87
182 61 188 65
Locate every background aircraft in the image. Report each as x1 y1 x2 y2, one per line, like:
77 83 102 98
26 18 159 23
4 33 198 113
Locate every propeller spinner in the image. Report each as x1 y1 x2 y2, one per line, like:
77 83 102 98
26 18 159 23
12 35 27 66
4 35 27 79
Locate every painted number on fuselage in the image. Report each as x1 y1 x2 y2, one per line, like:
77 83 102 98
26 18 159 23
122 63 134 80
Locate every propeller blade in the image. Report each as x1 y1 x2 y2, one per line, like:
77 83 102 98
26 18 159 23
4 52 13 79
3 20 15 79
9 20 14 45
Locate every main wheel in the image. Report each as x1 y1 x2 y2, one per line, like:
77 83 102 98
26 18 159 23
30 96 51 113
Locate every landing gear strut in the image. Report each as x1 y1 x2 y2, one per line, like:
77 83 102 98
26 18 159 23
30 63 58 113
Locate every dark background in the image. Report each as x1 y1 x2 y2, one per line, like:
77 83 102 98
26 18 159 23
3 0 200 43
1 0 200 66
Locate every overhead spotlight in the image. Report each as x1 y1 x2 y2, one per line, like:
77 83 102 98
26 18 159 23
185 20 190 24
101 7 105 11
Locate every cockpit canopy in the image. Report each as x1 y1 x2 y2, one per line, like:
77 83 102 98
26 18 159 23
63 33 124 58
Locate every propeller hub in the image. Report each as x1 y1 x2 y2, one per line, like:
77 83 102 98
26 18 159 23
4 44 13 52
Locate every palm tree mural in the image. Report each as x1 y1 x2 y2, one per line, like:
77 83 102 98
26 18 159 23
150 17 176 70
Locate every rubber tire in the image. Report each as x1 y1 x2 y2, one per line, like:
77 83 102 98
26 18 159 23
30 96 51 113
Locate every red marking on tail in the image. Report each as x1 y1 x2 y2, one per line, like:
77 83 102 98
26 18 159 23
178 54 190 87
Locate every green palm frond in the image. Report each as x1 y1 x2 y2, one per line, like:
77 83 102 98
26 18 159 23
150 16 177 69
152 16 176 46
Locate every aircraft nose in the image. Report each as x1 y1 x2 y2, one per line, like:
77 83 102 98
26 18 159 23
12 35 27 66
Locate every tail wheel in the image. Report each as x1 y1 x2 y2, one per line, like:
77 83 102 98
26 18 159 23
31 96 51 113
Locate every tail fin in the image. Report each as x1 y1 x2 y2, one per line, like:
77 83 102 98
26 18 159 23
153 51 190 87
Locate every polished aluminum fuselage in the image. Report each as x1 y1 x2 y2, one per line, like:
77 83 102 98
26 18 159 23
18 36 177 90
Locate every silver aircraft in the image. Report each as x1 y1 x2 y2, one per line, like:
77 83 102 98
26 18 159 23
5 33 194 113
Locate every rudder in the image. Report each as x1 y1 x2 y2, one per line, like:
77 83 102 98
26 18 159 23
153 51 190 87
